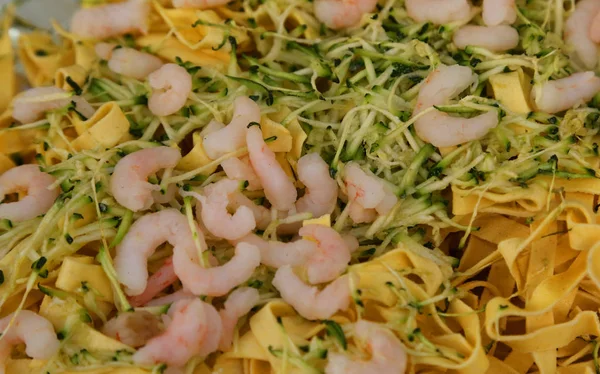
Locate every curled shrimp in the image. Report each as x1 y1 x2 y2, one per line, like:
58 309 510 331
532 72 600 114
95 44 163 80
114 208 199 296
102 311 163 348
300 224 352 284
203 97 261 159
173 242 261 297
565 0 600 69
326 321 407 374
247 125 298 211
0 165 59 222
453 25 519 52
0 310 60 373
110 147 181 212
198 179 256 241
12 86 95 124
482 0 517 26
235 233 317 268
405 0 471 25
148 63 192 117
133 298 222 367
272 266 352 320
295 153 338 219
313 0 378 30
228 191 271 230
413 65 498 147
344 162 398 216
221 156 263 191
71 0 150 39
172 0 230 9
219 287 260 351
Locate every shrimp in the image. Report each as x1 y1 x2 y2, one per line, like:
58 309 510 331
0 310 60 374
102 311 163 348
235 233 317 268
482 0 517 26
172 0 229 9
413 65 498 147
105 47 163 80
590 11 600 44
300 224 352 284
565 0 600 69
532 72 600 114
128 257 178 307
95 42 117 60
313 0 378 30
272 266 352 320
110 147 181 212
0 165 59 222
198 179 256 240
219 287 260 351
71 0 150 39
344 163 397 215
405 0 472 25
326 321 407 374
146 289 194 307
12 86 95 124
453 25 519 52
221 156 263 191
247 125 298 211
114 208 200 296
203 96 261 159
342 233 360 253
295 153 338 219
228 192 272 230
133 298 222 366
148 63 192 117
348 203 378 224
173 242 261 297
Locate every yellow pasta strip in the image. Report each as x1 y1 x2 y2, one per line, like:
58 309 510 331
0 5 15 114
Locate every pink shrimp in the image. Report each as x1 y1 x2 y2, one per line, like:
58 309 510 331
300 224 352 284
272 266 352 320
198 178 256 241
128 257 178 307
221 156 263 191
133 298 222 367
114 208 201 296
0 165 59 222
218 287 260 351
314 0 379 30
71 0 150 39
295 153 338 219
326 321 408 374
0 311 60 373
247 125 297 211
173 242 261 297
110 147 181 212
235 233 317 268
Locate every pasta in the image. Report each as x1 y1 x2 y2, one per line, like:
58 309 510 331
2 0 600 373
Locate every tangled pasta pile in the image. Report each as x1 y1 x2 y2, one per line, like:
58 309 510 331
2 0 600 373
